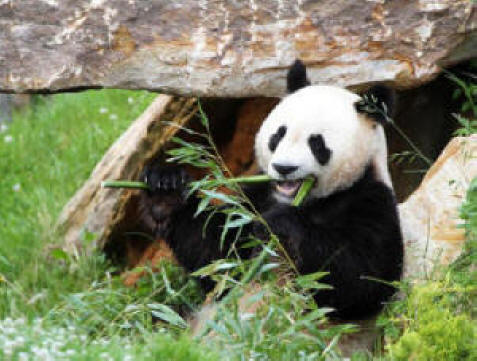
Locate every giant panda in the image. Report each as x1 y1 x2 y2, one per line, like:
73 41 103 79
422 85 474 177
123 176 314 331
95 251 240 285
140 60 403 321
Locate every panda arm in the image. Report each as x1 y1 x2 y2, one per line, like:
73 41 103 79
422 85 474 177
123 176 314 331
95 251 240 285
167 180 271 274
167 198 254 291
140 164 257 291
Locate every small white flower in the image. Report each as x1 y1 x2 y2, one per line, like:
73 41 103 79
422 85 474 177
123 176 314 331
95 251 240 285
127 97 134 104
99 107 108 114
0 124 8 133
4 135 13 143
3 346 13 356
12 183 20 192
240 312 255 321
109 114 118 120
14 335 25 345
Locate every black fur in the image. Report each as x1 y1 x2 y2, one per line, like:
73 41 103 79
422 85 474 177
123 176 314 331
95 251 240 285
268 125 287 152
139 164 190 239
273 164 298 176
355 85 395 126
308 134 332 165
140 163 403 320
287 59 310 93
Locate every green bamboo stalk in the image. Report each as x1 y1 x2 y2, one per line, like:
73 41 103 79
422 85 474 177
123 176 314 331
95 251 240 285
214 174 272 184
292 176 315 207
101 180 150 190
101 174 315 206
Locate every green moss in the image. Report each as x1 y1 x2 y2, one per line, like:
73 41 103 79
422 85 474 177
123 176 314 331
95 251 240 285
386 282 476 361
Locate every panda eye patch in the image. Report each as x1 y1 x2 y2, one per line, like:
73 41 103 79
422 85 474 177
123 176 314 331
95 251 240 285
308 134 332 165
268 125 287 152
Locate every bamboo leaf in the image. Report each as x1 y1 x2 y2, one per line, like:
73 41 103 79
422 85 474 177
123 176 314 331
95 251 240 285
195 196 212 217
150 304 188 328
201 190 240 205
258 262 280 275
226 215 253 229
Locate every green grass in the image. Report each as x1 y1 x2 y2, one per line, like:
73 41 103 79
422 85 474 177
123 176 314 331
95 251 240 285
0 90 156 316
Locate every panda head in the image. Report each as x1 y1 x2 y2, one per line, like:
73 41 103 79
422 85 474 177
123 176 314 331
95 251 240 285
255 60 394 203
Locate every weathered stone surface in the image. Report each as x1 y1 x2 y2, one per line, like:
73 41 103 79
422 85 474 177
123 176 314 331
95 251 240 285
1 0 475 96
57 95 198 252
400 135 477 279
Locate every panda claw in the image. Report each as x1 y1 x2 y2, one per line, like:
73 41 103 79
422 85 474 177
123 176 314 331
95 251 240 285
143 163 190 195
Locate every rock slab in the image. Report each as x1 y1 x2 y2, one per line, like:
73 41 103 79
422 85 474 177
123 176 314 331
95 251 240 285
400 135 477 279
0 0 476 96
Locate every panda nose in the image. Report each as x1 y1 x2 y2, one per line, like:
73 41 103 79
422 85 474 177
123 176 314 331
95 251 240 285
272 164 298 176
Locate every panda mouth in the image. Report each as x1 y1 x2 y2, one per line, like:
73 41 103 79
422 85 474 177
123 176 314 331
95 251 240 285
275 179 304 198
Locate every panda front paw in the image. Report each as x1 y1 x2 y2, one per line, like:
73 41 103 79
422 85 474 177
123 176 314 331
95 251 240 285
142 163 190 195
139 163 191 238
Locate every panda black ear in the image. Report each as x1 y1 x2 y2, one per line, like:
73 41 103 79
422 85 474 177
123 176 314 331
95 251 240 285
287 59 310 93
355 85 395 126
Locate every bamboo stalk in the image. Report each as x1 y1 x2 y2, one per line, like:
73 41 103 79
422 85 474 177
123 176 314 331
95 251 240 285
101 180 150 190
292 176 315 206
211 174 271 184
101 174 314 206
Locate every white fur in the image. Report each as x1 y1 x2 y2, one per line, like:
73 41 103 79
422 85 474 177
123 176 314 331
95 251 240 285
255 85 392 202
372 125 393 189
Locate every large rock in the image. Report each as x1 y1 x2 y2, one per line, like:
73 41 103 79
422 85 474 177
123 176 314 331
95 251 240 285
400 135 477 279
0 0 475 96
